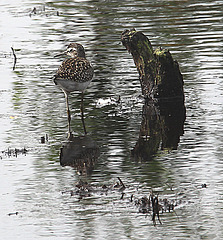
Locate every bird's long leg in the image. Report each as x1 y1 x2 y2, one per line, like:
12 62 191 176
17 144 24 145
64 91 72 138
81 92 87 135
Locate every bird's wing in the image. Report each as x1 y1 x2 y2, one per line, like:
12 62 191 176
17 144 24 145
54 58 93 82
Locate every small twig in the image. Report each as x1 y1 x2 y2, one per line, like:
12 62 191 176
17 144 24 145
120 192 125 200
31 7 37 14
151 195 162 226
11 47 17 70
117 177 126 189
8 212 18 216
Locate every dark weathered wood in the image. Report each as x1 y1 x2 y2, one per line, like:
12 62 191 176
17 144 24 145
153 48 184 99
121 29 156 96
122 29 185 158
121 29 184 100
131 100 186 161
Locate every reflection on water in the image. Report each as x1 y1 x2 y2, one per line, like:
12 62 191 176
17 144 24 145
132 100 186 161
1 0 223 239
60 135 100 175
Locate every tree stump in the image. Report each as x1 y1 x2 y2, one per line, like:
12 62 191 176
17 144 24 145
121 29 184 100
121 29 186 159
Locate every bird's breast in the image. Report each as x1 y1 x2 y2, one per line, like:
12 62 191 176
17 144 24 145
55 79 92 93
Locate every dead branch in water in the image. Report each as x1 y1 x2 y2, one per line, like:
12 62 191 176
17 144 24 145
11 47 17 70
117 177 126 189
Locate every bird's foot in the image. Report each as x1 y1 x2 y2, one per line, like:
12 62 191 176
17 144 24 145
67 131 73 140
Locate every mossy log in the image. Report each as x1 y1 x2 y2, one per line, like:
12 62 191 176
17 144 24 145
121 29 184 100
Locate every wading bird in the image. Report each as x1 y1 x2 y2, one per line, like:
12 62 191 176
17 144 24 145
54 43 94 137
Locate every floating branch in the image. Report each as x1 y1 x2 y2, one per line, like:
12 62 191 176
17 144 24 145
61 178 180 225
1 147 28 158
8 212 18 216
29 5 60 17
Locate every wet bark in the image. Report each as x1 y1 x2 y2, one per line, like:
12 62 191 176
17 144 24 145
121 29 184 100
121 29 186 159
131 100 186 161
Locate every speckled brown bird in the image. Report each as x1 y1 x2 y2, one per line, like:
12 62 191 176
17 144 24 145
54 43 94 136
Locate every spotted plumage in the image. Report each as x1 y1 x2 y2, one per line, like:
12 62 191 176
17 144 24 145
55 57 93 82
53 43 93 136
54 43 94 93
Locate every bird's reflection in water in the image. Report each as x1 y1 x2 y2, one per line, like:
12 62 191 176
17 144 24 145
60 135 100 175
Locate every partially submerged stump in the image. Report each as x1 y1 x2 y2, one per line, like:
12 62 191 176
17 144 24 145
121 29 184 100
121 29 186 159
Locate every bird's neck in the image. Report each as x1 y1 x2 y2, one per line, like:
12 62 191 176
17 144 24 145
77 51 86 58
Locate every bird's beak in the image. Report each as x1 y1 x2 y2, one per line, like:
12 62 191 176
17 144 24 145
54 51 67 58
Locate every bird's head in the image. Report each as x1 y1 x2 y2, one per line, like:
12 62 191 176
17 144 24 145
66 43 86 58
55 43 86 58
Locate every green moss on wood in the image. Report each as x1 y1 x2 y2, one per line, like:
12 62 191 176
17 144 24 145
121 29 184 99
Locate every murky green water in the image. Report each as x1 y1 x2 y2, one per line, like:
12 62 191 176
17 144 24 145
1 0 223 239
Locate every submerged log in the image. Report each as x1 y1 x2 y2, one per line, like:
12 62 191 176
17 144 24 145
121 29 184 100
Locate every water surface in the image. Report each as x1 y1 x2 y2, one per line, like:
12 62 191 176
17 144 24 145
0 0 223 239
